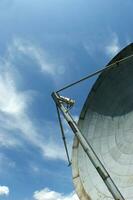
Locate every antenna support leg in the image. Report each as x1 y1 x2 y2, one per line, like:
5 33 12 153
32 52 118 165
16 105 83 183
52 92 125 200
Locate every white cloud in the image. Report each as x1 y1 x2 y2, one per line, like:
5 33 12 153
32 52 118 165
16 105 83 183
0 186 9 196
0 65 67 160
0 108 66 161
0 70 29 116
15 117 67 161
0 38 73 161
42 140 66 160
83 32 121 60
33 188 79 200
105 33 120 57
0 131 20 148
8 38 65 77
0 61 33 149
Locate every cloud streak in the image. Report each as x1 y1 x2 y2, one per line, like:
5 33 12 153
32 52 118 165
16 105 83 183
0 153 15 173
105 33 120 57
33 188 79 200
0 41 69 161
0 70 66 160
8 38 65 78
0 69 29 116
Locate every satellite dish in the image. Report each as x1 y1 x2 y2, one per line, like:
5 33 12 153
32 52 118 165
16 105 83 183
72 43 133 200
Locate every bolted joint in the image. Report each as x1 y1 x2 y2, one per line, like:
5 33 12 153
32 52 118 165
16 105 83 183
59 96 75 107
51 92 75 108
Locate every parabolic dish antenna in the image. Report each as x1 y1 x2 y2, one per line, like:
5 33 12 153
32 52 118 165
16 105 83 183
72 43 133 200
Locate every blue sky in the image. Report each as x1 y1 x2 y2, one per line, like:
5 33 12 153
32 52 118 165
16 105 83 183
0 0 133 199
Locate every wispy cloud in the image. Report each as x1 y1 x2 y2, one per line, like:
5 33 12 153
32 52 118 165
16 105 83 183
0 69 29 116
8 38 65 78
105 33 120 57
83 32 121 61
33 188 79 200
15 117 67 161
0 153 15 173
0 49 67 161
0 81 65 160
0 186 9 196
42 140 66 160
0 61 32 149
0 131 20 148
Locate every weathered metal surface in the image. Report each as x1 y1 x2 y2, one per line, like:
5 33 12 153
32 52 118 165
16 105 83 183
72 43 133 200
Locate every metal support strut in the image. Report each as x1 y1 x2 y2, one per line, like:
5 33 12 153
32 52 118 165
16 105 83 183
52 92 125 200
56 105 71 166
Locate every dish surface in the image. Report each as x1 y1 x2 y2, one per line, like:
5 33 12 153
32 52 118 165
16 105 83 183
72 43 133 200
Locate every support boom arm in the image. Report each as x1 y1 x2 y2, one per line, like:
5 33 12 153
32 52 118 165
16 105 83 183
52 92 125 200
